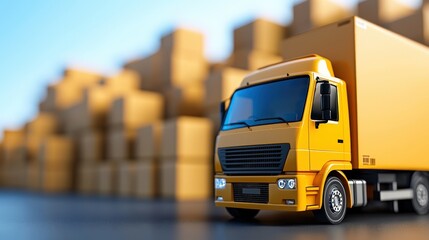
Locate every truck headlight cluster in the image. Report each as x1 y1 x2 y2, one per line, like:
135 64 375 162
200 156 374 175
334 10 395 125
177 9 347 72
215 178 226 189
277 178 296 189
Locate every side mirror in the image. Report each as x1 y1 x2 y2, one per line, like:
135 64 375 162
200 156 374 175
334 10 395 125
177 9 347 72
320 81 332 121
220 101 227 124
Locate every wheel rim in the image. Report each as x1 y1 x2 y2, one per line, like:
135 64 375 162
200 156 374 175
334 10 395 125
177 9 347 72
329 188 343 213
416 183 428 207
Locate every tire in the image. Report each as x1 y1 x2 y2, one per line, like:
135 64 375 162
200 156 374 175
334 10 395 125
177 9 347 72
226 207 260 220
313 176 347 224
411 173 429 215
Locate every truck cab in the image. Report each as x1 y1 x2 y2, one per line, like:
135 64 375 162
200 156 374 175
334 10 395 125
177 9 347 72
214 55 358 224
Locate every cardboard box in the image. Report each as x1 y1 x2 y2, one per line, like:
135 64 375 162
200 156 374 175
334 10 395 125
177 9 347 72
63 68 103 87
102 69 140 95
387 4 429 45
62 102 82 135
123 52 163 92
135 122 163 159
2 129 24 163
227 49 282 71
358 0 414 26
40 169 73 193
77 162 97 194
109 91 164 129
26 163 40 191
160 161 211 200
205 67 249 108
233 18 286 54
96 162 118 195
135 160 158 199
25 135 44 162
281 16 429 170
78 86 113 130
160 53 208 89
25 113 58 137
107 127 136 160
38 136 74 170
292 0 352 35
79 130 106 162
161 117 213 159
118 161 136 197
160 28 204 58
164 84 205 118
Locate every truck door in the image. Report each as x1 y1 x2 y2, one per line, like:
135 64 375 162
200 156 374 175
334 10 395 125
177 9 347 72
309 81 344 171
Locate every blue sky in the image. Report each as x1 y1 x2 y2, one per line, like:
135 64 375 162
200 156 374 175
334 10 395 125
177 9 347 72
0 0 420 138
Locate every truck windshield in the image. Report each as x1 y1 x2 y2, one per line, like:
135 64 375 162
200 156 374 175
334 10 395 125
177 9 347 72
222 76 310 131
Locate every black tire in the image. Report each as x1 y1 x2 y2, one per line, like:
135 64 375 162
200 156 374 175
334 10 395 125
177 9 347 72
313 176 347 224
411 173 429 215
226 207 260 220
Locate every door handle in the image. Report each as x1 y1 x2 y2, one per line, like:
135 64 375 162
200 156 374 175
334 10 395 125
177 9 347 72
338 139 344 143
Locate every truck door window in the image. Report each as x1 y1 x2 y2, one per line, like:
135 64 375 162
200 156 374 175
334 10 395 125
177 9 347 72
311 82 338 121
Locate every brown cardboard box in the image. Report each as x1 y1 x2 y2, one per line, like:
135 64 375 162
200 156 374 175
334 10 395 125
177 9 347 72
123 52 163 92
38 136 74 170
79 130 105 163
78 86 113 130
135 122 163 159
26 163 40 191
233 18 286 54
164 84 205 118
2 129 24 163
109 91 164 129
358 0 415 26
387 4 429 45
160 53 208 89
25 135 44 162
135 160 158 198
102 70 140 95
160 161 211 200
160 28 204 58
118 161 136 197
161 117 213 159
204 67 249 108
77 162 97 194
292 0 352 35
227 49 282 71
62 102 82 135
40 169 73 193
107 127 136 160
96 162 118 195
25 113 58 136
63 68 103 87
45 81 85 111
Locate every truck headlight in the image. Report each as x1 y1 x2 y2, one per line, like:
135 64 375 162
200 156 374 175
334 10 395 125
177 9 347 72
277 178 296 189
215 178 226 189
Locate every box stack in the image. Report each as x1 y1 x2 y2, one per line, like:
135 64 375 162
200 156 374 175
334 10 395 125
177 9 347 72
160 29 208 118
0 129 25 187
160 117 213 200
38 136 74 193
103 90 164 196
358 0 414 27
24 113 59 190
123 52 162 92
204 68 249 132
387 4 429 46
292 0 352 35
228 19 284 70
134 122 163 198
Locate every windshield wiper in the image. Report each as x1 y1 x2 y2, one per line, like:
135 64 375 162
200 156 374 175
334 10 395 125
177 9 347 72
225 121 252 129
254 117 290 126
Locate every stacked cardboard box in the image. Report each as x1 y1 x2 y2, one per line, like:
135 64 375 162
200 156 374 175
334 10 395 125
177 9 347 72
292 0 352 35
358 0 414 27
38 136 74 193
0 129 25 187
134 122 163 198
387 4 429 46
102 90 164 196
229 19 284 70
124 52 162 92
160 117 213 200
24 113 59 190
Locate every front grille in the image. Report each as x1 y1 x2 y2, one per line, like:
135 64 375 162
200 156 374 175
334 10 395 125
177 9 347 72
218 143 290 175
233 183 269 204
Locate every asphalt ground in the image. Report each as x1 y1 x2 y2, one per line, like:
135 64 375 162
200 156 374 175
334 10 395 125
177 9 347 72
0 191 428 240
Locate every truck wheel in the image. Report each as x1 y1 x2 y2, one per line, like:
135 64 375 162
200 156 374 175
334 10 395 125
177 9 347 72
411 173 429 215
226 207 260 220
313 176 347 224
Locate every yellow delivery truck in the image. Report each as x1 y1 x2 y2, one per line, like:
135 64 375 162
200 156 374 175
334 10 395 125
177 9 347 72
214 16 429 224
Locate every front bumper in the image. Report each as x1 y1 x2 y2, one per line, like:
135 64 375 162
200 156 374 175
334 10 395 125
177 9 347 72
214 173 319 212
